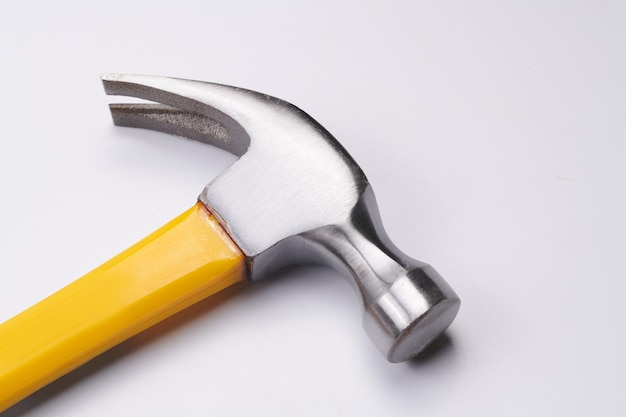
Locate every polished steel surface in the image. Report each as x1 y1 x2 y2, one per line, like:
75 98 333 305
102 74 460 362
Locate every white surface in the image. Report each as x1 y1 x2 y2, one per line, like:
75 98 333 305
1 1 625 415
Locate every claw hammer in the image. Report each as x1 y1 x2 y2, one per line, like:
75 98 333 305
0 74 460 411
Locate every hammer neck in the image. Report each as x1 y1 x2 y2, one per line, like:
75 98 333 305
303 186 425 306
298 187 460 362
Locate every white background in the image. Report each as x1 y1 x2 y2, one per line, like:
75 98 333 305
1 1 625 416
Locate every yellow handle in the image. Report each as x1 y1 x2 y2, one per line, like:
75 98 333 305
0 203 247 412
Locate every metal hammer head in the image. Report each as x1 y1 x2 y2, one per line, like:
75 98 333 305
102 74 460 362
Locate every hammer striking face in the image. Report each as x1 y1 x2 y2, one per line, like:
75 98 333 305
0 74 460 411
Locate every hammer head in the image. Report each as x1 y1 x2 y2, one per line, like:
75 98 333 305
102 74 460 362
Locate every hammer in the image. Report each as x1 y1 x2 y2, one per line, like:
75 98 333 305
0 74 460 411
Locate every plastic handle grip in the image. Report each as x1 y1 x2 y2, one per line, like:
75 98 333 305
0 203 247 412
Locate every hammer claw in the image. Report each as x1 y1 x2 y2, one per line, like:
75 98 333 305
102 73 252 156
108 103 234 152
